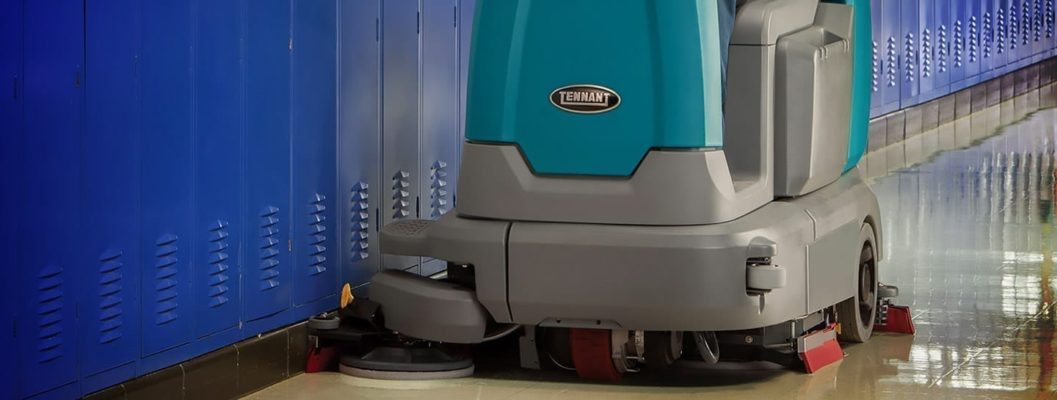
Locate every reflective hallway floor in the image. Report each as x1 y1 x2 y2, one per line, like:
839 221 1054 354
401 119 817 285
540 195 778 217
247 108 1057 399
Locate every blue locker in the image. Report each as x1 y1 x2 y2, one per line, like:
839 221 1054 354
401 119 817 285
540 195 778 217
917 0 948 101
967 0 984 84
80 0 141 389
0 1 23 398
1033 0 1048 59
292 0 339 306
1022 0 1036 62
194 0 242 339
419 0 459 277
935 0 951 98
900 0 920 107
382 0 422 273
995 0 1011 76
1009 0 1023 68
980 0 996 80
338 0 382 287
458 0 476 185
951 0 979 89
140 0 195 359
244 0 294 321
1045 0 1055 55
879 0 901 114
18 0 83 397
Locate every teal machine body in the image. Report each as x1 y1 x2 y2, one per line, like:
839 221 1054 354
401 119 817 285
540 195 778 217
465 0 872 176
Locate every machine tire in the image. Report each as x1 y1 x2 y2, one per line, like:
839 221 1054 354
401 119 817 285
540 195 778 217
837 223 878 343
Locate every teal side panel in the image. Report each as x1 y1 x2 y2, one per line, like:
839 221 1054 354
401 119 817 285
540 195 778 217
465 0 724 176
826 0 872 171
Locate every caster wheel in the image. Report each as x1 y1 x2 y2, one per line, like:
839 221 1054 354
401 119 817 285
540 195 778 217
308 314 341 330
836 223 878 343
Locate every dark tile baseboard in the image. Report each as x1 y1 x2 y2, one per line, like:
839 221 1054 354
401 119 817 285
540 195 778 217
85 323 309 400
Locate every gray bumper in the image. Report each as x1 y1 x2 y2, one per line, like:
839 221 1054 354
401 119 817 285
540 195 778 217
379 172 879 338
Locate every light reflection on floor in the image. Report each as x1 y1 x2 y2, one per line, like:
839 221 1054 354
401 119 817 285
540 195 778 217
248 107 1057 399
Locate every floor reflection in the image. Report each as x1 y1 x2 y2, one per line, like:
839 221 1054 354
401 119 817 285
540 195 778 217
248 108 1057 399
873 108 1057 398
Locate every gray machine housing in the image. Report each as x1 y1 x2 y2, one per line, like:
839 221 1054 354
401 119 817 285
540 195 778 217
371 0 882 344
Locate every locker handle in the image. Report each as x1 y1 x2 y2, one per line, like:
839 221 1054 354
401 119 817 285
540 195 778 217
75 71 81 88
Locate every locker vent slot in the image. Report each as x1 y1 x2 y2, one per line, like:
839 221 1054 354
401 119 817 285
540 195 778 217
938 24 948 73
98 249 124 344
954 20 964 68
36 264 65 362
154 234 180 325
872 40 880 92
1022 1 1031 45
308 193 327 275
969 16 979 63
207 221 232 307
429 161 450 218
1034 0 1043 41
905 33 916 83
985 12 994 59
1010 5 1019 51
1047 0 1054 38
350 182 370 261
391 171 411 219
999 8 1007 54
921 28 932 78
886 36 898 87
260 207 281 290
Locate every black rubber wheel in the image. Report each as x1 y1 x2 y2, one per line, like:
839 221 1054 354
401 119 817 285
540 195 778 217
644 331 683 369
837 224 878 343
308 314 340 330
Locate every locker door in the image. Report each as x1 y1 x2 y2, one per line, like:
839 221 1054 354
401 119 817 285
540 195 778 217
880 0 901 114
933 0 951 98
81 0 141 385
140 0 195 357
0 1 22 398
900 0 920 107
983 0 1001 79
966 0 983 85
1032 0 1045 58
951 0 969 88
1025 0 1038 61
1010 0 1023 65
457 0 476 201
382 0 422 272
193 0 242 338
338 0 382 287
995 0 1011 75
18 0 82 396
419 0 458 277
918 0 941 101
244 0 293 321
1044 0 1055 55
292 0 339 306
1048 0 1056 56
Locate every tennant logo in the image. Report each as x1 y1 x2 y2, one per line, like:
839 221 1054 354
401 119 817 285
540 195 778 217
550 85 621 114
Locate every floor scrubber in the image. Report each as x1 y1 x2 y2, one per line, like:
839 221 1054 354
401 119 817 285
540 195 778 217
309 0 915 381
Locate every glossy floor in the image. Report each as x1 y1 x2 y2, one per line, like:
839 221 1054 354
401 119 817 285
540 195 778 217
248 107 1057 399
